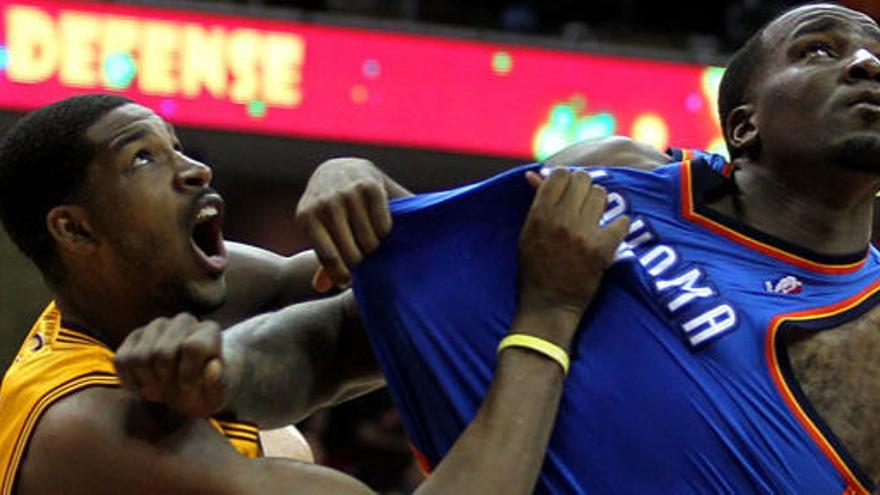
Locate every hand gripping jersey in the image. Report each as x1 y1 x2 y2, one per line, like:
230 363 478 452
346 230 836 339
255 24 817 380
353 153 880 495
0 302 263 494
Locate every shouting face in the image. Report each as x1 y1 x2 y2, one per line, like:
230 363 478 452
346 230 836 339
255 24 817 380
79 103 228 317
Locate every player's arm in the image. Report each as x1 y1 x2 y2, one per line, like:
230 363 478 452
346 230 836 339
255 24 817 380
298 137 669 290
17 386 374 495
221 292 382 426
116 305 381 428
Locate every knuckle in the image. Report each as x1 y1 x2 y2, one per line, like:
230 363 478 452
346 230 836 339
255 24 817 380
313 198 335 217
547 167 567 180
352 181 376 196
181 338 209 356
201 320 221 333
172 312 194 324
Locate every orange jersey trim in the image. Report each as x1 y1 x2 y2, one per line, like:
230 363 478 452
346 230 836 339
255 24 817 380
764 278 880 495
410 444 433 476
679 160 867 275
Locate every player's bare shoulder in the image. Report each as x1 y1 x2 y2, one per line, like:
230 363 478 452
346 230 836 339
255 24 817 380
16 386 240 494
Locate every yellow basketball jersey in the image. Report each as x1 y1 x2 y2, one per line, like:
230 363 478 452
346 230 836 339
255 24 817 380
0 302 262 495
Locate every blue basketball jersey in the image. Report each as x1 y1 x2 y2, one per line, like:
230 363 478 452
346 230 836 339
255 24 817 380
353 153 880 494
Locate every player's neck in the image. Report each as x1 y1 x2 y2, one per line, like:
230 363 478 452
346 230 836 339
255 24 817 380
53 284 156 349
705 160 874 257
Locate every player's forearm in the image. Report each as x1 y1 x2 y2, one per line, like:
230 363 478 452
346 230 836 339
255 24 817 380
221 293 384 428
413 307 577 495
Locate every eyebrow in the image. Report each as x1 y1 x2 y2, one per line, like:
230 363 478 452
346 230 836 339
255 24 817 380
791 17 844 39
791 16 880 44
109 128 148 152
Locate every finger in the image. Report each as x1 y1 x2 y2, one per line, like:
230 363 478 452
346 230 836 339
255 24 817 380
580 184 609 226
534 167 571 207
127 323 165 402
321 203 364 269
203 358 223 385
307 219 351 287
311 266 334 293
114 331 144 391
363 184 393 238
176 324 223 415
201 358 226 413
525 170 544 189
603 215 632 247
560 169 592 210
345 193 381 255
152 315 194 392
177 323 222 386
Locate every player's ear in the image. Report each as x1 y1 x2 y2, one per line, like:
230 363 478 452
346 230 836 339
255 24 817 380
46 205 98 255
726 104 760 159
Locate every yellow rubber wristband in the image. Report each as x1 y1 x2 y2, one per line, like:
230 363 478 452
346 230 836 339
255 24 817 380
497 334 570 375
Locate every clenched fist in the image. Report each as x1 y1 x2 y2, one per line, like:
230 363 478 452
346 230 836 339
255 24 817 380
114 313 226 417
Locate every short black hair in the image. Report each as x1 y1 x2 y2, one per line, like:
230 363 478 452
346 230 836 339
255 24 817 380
718 25 768 159
0 94 132 278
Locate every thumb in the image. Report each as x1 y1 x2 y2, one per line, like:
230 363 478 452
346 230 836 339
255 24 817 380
203 358 223 385
525 170 544 189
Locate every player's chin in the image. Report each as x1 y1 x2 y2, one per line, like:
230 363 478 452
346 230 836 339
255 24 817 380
832 134 880 173
184 275 228 315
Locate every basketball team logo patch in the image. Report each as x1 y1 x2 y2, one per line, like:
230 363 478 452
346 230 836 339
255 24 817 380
764 275 803 295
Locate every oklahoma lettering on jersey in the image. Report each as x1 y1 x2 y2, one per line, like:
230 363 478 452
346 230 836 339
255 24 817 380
353 153 880 494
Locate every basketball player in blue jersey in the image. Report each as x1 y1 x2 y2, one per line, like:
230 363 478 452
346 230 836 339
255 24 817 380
297 5 880 492
115 3 880 494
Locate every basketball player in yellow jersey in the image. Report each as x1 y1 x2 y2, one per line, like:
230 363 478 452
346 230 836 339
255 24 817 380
0 94 628 493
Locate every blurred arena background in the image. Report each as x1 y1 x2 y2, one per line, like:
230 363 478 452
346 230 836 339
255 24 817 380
1 0 877 492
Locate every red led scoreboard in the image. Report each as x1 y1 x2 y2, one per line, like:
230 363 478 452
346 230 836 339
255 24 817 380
0 0 726 160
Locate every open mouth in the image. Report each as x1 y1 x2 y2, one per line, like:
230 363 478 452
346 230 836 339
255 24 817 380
190 195 228 275
849 91 880 109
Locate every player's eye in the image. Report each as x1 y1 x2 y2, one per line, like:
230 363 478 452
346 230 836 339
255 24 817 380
803 40 836 59
132 150 153 168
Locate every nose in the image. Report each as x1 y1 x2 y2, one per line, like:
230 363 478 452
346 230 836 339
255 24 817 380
845 48 880 82
174 154 213 191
